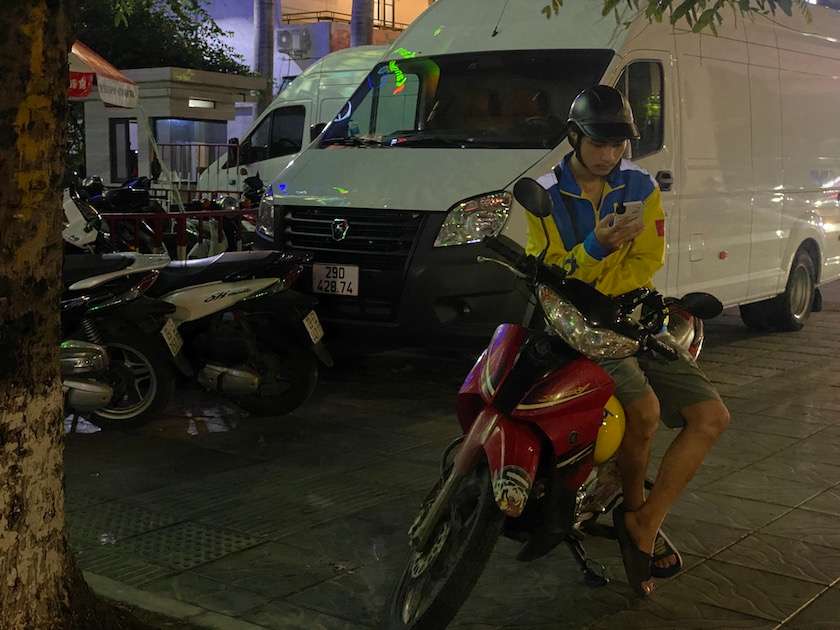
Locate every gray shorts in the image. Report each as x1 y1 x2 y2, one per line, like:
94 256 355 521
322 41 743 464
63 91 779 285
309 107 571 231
598 354 721 428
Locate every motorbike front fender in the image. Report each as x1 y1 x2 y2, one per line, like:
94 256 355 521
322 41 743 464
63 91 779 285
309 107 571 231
455 408 541 518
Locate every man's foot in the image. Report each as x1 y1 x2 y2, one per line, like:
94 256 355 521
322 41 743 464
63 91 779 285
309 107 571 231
651 529 683 578
612 504 654 596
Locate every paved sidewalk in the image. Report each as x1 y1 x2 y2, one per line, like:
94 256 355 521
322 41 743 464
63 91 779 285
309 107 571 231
66 286 840 629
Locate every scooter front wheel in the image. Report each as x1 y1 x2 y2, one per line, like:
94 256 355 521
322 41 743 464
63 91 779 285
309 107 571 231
383 462 503 630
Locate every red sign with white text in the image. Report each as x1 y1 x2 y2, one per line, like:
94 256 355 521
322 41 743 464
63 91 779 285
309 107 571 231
68 71 94 98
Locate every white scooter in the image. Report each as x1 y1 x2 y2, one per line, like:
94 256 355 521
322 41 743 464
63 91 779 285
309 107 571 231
63 191 331 428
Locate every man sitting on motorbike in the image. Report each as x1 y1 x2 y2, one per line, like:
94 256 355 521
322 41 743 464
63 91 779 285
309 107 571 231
525 85 730 595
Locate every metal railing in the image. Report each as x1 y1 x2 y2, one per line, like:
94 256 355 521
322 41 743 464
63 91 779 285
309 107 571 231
282 10 407 30
101 208 255 261
156 142 243 190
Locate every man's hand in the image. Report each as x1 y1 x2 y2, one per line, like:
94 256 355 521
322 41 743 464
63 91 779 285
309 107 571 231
594 213 645 252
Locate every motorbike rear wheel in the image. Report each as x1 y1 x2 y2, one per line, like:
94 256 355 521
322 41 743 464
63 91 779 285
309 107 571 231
383 463 503 630
232 341 318 416
91 327 175 429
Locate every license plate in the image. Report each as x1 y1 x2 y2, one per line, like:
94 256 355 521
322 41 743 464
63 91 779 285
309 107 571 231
303 310 324 344
313 263 359 296
160 319 183 356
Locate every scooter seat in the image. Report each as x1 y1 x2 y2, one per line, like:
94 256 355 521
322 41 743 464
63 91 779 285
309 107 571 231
63 254 133 289
149 250 300 296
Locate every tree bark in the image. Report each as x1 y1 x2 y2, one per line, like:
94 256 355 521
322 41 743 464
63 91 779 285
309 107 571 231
351 0 374 47
0 1 93 628
253 0 275 114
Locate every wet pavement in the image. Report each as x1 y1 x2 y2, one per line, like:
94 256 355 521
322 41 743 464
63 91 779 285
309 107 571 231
65 285 840 629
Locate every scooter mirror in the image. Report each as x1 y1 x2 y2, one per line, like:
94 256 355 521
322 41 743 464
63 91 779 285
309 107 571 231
513 178 553 219
679 292 723 320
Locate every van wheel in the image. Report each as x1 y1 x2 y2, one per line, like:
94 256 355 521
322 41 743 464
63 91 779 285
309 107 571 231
767 249 816 332
741 249 816 333
739 302 771 331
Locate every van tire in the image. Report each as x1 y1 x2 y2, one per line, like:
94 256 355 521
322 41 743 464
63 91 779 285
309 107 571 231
766 249 817 332
740 249 816 333
739 302 771 331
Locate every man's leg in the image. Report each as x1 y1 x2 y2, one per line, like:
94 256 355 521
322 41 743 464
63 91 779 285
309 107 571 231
624 399 730 561
616 388 660 512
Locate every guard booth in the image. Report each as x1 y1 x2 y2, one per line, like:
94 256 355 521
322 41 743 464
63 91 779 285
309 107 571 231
81 66 267 196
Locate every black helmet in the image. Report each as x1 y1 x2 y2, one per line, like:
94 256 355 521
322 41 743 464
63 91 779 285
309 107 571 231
567 85 639 142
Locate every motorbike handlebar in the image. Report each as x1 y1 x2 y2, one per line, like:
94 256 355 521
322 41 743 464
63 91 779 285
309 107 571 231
646 335 679 361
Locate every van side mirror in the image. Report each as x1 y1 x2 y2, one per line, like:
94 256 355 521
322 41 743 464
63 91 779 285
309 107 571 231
310 123 328 142
513 178 553 218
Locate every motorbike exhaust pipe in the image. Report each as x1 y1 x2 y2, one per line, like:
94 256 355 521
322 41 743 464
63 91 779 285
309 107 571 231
197 364 260 395
60 340 109 375
64 379 114 413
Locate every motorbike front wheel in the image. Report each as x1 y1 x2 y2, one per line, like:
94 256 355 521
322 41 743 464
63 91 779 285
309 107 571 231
383 463 503 630
232 341 318 416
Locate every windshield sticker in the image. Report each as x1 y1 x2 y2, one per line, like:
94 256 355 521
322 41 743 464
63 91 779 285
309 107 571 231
334 101 352 122
388 60 408 95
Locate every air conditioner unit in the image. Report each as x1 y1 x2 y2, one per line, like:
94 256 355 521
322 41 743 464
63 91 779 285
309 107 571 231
299 29 312 54
277 30 295 53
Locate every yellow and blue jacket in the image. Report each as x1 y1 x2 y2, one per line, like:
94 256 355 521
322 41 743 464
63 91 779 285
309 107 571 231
525 153 666 297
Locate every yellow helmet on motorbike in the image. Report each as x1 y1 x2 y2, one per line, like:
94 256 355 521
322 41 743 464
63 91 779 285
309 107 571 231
594 395 626 465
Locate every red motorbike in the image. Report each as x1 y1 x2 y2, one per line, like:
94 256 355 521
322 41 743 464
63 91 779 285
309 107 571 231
383 178 722 629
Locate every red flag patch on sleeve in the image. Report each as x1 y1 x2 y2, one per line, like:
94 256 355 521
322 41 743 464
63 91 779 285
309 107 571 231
655 219 665 237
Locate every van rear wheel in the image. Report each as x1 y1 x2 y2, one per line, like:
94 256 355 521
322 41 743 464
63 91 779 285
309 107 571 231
739 302 771 331
740 248 816 332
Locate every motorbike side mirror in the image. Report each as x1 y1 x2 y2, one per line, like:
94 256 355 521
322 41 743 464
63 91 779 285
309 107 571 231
679 293 723 320
513 177 554 264
513 178 553 218
310 123 328 142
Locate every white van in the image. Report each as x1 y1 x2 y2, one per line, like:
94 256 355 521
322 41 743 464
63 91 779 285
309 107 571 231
197 45 387 192
255 0 840 337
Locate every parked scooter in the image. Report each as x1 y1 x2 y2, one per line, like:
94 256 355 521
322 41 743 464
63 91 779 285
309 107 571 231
63 200 332 427
383 178 723 629
62 252 176 427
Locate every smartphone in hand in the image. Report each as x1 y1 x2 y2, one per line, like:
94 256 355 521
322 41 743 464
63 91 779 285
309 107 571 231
613 200 644 229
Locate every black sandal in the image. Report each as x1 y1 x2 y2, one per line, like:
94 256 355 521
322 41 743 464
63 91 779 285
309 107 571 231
612 503 654 596
651 528 683 579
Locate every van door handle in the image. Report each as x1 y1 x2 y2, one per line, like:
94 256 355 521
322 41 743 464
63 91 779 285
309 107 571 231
656 170 674 192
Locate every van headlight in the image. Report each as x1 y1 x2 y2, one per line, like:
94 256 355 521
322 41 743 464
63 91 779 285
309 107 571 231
434 191 511 247
538 284 638 360
257 194 274 239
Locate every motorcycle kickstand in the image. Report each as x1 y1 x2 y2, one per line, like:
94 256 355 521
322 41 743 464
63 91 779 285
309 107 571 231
565 533 610 587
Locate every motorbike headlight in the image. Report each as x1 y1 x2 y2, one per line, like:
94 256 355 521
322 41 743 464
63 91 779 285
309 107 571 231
434 191 512 247
538 284 639 360
257 194 274 239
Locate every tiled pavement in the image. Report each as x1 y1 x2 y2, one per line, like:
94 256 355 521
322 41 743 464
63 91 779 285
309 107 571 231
65 286 840 629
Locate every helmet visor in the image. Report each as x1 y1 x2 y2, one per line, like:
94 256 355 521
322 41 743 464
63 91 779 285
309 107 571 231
579 121 640 142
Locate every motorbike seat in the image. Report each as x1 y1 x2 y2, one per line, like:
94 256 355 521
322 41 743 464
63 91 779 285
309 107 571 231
63 254 133 288
150 250 299 296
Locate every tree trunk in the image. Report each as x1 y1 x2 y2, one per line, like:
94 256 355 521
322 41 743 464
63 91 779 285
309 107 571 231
253 0 275 114
0 2 99 628
351 0 374 47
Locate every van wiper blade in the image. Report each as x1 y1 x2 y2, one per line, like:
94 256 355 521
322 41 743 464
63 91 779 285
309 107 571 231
321 136 388 148
390 135 505 148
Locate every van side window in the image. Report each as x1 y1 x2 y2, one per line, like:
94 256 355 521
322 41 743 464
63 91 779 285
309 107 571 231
239 115 271 165
270 106 306 158
617 61 664 159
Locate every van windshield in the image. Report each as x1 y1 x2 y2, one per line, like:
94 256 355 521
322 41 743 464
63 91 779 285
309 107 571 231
319 49 614 150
